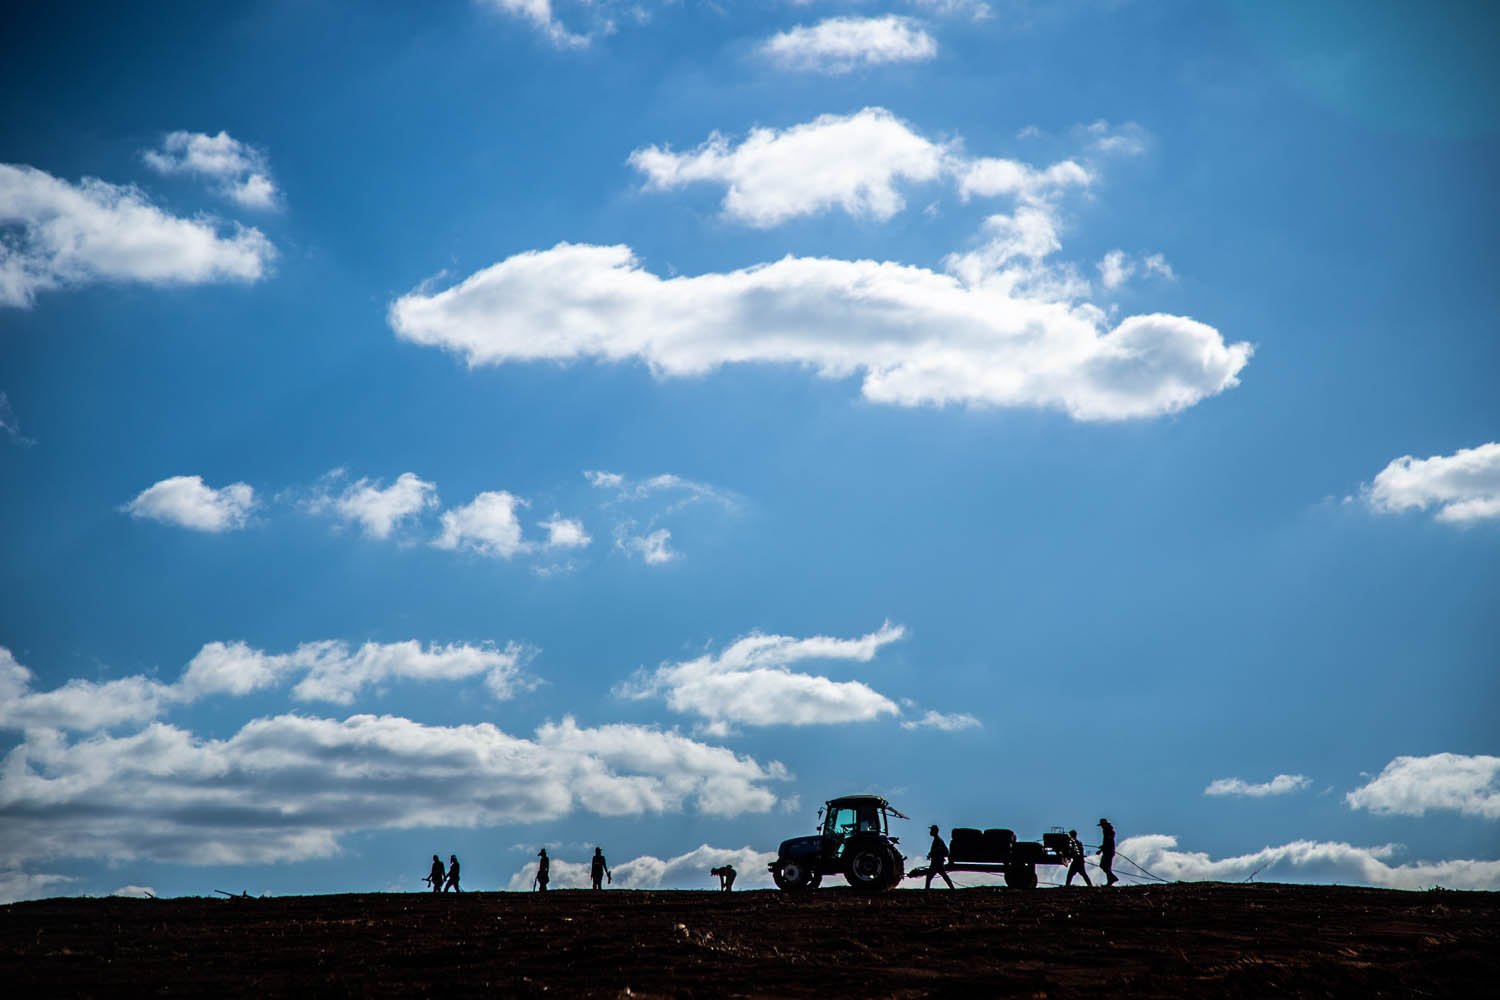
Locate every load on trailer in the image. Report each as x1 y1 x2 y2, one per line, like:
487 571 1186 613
768 794 908 893
907 827 1073 889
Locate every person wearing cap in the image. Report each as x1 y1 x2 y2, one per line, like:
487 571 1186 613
535 848 550 892
925 824 955 889
1064 830 1093 886
1097 817 1119 886
590 847 611 889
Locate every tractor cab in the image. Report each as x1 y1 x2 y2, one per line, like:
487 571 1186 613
821 795 898 844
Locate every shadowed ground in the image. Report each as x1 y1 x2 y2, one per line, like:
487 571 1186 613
3 883 1496 997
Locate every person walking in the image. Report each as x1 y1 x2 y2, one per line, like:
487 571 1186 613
427 854 444 893
1098 817 1119 886
925 824 956 889
443 854 462 892
590 847 611 890
1065 830 1093 886
535 848 550 892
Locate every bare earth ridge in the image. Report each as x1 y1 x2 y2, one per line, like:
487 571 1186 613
4 883 1496 997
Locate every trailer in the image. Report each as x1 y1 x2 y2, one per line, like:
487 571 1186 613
906 828 1073 889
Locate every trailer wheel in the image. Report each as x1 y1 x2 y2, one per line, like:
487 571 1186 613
1005 863 1038 890
773 859 816 891
843 842 893 893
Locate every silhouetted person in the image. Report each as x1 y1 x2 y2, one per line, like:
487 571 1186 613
1065 830 1093 886
427 854 444 893
711 865 736 891
590 847 611 890
925 824 955 889
536 848 550 892
443 854 461 892
1098 817 1119 886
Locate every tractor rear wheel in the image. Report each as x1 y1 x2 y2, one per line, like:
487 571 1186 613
773 859 816 891
1004 863 1038 889
884 845 906 890
843 841 894 893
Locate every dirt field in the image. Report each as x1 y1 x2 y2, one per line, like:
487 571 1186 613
4 882 1496 997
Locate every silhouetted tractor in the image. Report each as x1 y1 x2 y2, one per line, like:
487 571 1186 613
907 827 1072 889
769 794 907 893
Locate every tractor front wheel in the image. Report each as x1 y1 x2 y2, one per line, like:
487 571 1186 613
773 859 816 891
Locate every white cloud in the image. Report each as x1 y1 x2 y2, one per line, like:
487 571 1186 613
142 130 280 209
479 0 589 49
1363 443 1500 523
1077 119 1150 157
0 713 787 867
628 108 949 227
616 525 675 564
907 0 991 19
390 240 1251 422
0 163 274 308
0 648 172 732
1120 833 1500 891
1204 773 1312 798
435 490 530 557
124 475 257 532
0 869 74 904
760 16 937 75
311 471 439 539
1142 252 1175 280
1098 249 1133 290
504 843 775 891
1346 753 1500 820
618 623 906 734
0 391 33 445
586 470 736 510
112 884 158 898
956 157 1091 203
900 709 981 732
178 639 531 705
541 514 591 550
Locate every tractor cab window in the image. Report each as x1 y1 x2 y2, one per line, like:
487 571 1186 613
855 803 882 834
825 807 858 838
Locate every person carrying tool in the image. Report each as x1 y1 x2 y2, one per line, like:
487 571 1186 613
1098 817 1119 886
535 848 550 892
590 847 611 889
1065 830 1093 886
426 854 444 893
925 825 956 889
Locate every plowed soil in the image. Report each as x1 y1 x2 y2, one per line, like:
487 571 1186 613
4 883 1496 997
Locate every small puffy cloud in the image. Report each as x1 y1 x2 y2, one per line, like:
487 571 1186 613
177 639 531 705
390 242 1251 422
586 470 736 510
311 471 439 539
541 514 591 550
479 0 588 49
142 130 279 209
1077 119 1150 157
1363 443 1500 523
628 108 949 227
616 526 674 564
0 870 74 904
0 713 787 867
505 843 775 891
618 623 905 734
1142 253 1175 280
112 885 157 898
435 490 529 558
1098 249 1133 290
123 475 256 532
1346 753 1500 820
760 16 937 75
0 647 172 732
956 157 1091 203
900 709 980 732
1204 773 1312 798
1120 833 1500 891
0 163 274 308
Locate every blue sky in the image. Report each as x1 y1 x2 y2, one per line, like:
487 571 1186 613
2 0 1497 900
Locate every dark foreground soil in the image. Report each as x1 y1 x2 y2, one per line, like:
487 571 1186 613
3 883 1497 998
